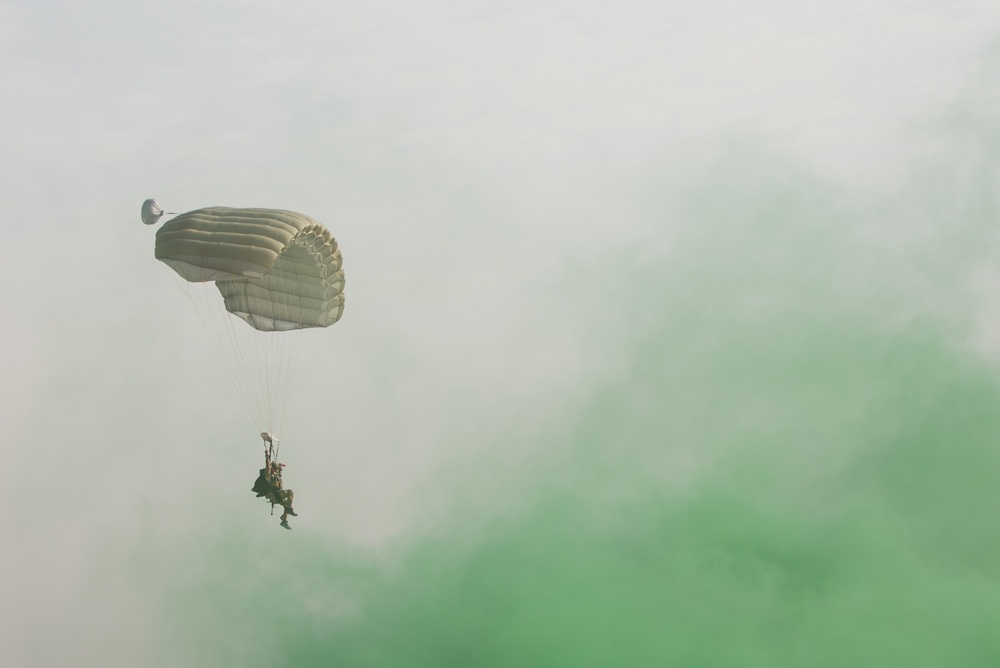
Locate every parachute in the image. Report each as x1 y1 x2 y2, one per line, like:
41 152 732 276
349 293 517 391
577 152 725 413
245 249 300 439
141 198 164 225
147 201 345 438
155 206 345 331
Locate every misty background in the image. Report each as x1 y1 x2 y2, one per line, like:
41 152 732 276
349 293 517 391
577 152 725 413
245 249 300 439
4 1 1000 665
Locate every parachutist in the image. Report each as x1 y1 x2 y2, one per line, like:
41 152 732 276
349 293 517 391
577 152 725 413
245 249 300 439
251 443 297 529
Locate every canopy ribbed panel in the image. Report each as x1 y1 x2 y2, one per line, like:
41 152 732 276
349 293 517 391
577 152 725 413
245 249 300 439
155 206 345 331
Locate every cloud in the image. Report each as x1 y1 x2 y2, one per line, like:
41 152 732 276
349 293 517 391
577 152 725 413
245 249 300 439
61 88 997 666
5 2 1000 665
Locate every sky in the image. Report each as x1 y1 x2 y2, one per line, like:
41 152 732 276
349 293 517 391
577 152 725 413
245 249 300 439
4 1 1000 665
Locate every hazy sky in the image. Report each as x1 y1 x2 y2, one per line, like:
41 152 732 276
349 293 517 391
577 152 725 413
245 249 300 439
4 1 1000 666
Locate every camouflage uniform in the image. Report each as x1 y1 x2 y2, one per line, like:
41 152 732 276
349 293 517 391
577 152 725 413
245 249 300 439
278 488 295 518
252 455 297 527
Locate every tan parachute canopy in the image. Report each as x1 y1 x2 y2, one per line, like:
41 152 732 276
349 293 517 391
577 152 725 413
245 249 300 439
155 207 345 332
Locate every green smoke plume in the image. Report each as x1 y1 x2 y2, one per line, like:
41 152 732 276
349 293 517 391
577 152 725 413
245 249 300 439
135 105 1000 667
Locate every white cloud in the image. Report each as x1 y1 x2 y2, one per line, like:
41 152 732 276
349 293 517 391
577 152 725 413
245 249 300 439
2 1 1000 662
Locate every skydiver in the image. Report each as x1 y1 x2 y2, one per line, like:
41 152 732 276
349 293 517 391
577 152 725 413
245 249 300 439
252 457 297 529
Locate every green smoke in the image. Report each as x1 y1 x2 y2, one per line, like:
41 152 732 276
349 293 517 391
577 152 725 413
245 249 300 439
138 111 1000 667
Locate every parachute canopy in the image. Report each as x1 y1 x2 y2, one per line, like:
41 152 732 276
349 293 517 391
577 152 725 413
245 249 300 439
154 206 345 332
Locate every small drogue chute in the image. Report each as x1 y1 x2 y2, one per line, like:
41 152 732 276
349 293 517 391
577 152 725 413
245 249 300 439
141 198 164 225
